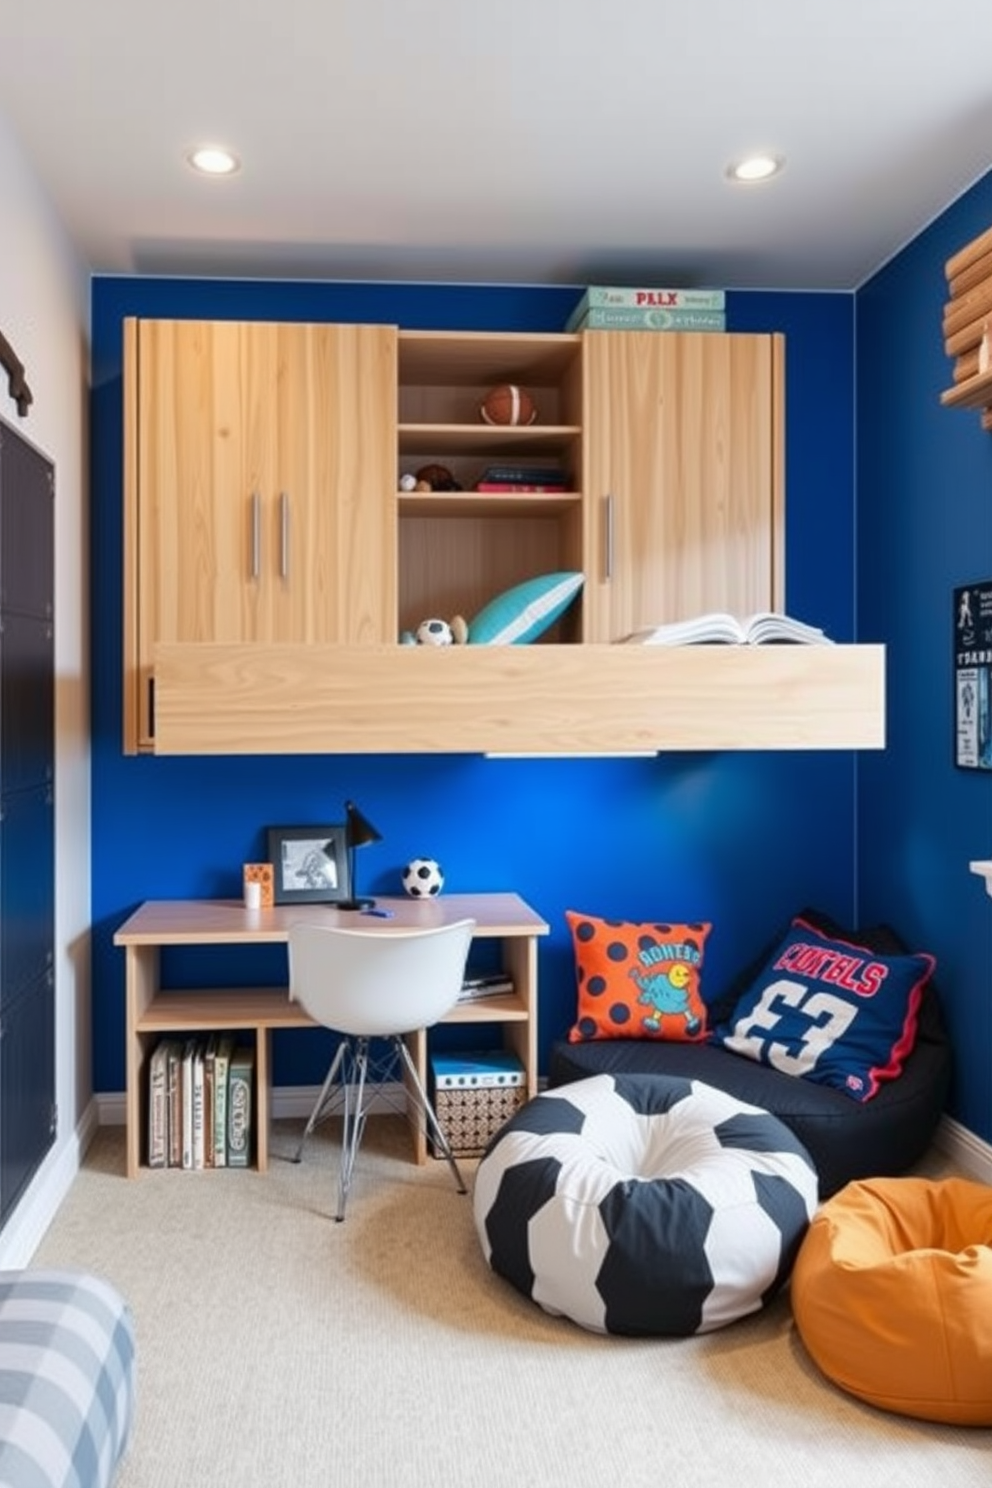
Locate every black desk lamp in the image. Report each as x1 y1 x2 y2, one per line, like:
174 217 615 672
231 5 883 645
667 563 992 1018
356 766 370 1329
338 800 382 910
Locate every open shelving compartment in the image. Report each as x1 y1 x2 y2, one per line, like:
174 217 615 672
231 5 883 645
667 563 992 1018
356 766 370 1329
396 331 587 641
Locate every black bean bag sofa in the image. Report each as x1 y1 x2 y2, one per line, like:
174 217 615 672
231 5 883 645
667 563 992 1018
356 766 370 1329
548 908 952 1199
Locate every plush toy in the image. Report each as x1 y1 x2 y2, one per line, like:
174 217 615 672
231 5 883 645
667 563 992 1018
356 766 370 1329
412 615 468 646
415 463 461 491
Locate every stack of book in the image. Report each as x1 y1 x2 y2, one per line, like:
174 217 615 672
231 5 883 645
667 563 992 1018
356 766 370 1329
473 464 569 494
147 1035 255 1170
457 970 515 1004
565 286 726 334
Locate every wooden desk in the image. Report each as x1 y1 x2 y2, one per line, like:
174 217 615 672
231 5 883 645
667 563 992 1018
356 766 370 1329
114 894 549 1178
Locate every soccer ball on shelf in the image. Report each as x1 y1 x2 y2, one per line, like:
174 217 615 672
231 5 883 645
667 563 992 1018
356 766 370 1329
415 618 454 646
402 858 445 898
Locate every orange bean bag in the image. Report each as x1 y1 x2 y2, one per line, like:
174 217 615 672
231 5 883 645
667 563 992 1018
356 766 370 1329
791 1176 992 1424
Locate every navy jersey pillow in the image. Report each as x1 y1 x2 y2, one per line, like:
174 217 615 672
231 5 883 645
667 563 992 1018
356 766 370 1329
712 913 936 1102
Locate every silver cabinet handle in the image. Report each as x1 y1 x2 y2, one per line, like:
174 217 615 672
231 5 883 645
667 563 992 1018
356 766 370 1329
604 493 615 581
280 492 289 580
250 492 261 579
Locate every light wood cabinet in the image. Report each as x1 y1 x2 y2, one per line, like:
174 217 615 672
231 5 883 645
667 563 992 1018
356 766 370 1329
124 318 885 756
582 330 784 640
123 318 397 752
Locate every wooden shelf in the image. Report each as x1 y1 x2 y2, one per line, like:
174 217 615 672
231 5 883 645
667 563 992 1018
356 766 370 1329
150 640 886 756
398 423 581 456
135 987 315 1034
444 994 528 1024
940 369 992 409
398 491 582 519
398 330 580 385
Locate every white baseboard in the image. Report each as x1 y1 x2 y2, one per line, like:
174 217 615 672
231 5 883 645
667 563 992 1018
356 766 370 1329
0 1098 101 1270
932 1113 992 1182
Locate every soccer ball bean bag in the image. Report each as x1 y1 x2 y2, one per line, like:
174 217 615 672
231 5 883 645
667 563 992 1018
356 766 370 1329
473 1072 818 1336
791 1176 992 1424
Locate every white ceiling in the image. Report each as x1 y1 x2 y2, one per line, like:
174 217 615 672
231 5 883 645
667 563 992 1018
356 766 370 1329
2 1 992 291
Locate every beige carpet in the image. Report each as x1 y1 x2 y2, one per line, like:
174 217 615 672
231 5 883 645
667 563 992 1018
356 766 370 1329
31 1121 991 1487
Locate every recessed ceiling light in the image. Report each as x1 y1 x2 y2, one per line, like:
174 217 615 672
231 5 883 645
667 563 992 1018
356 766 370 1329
725 154 784 184
186 146 241 177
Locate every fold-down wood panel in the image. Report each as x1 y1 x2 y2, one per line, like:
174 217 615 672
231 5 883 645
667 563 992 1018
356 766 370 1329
151 642 885 755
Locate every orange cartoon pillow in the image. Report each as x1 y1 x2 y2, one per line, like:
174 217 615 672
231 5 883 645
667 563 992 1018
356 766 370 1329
566 912 711 1043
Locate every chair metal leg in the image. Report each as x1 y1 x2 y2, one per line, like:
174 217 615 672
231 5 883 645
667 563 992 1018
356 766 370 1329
294 1039 349 1163
336 1037 371 1221
394 1037 467 1196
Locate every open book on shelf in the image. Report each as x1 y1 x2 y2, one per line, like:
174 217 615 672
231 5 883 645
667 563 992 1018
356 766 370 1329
623 612 833 647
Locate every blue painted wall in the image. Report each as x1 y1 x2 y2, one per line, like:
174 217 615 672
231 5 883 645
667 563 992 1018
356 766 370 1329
857 173 992 1140
90 277 860 1095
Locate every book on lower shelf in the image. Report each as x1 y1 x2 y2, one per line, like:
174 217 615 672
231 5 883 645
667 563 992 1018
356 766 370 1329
226 1046 255 1168
147 1039 173 1168
212 1034 236 1168
474 482 567 493
166 1042 183 1167
623 612 833 647
191 1043 206 1170
181 1039 196 1170
474 465 569 489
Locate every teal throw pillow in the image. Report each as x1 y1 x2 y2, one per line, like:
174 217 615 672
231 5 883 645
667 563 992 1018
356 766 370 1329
468 572 583 645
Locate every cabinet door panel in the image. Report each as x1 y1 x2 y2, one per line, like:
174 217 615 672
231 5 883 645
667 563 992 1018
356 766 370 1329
0 973 55 1223
129 319 398 749
1 613 54 795
584 331 783 640
137 319 279 648
273 323 397 643
0 783 54 1005
0 426 54 619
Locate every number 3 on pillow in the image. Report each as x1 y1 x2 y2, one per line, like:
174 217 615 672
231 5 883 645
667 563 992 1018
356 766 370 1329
722 977 857 1077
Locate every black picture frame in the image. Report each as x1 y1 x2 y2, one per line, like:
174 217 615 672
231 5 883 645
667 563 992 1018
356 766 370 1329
953 580 992 772
267 825 351 904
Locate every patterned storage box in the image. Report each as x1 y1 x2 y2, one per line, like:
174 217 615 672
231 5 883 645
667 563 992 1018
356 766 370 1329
430 1050 527 1157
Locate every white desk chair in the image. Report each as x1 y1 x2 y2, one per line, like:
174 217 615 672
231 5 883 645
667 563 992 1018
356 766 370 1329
287 917 476 1220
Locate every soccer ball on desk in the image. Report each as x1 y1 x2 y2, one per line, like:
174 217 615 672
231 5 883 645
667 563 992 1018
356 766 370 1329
402 858 445 897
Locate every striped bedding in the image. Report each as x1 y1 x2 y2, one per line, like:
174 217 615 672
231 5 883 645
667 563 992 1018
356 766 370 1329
0 1269 135 1488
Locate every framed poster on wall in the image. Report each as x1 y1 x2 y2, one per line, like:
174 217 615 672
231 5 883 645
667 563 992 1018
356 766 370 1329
954 579 992 770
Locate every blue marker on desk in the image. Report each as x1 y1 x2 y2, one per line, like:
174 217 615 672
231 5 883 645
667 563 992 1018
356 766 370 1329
361 906 394 918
